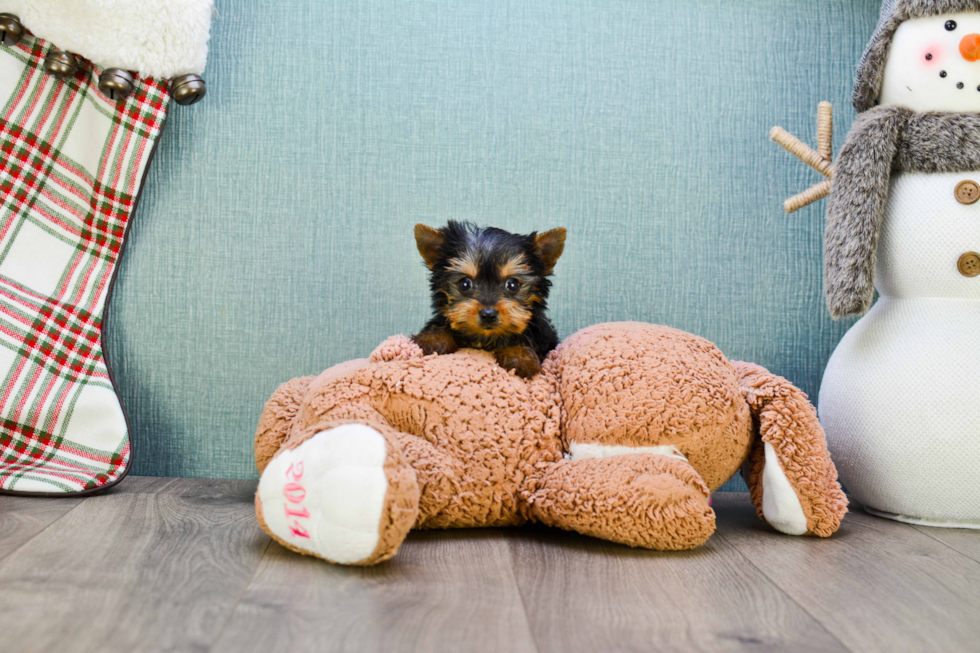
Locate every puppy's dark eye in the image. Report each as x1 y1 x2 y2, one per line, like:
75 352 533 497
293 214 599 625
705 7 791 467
505 278 520 293
947 20 957 31
457 278 472 293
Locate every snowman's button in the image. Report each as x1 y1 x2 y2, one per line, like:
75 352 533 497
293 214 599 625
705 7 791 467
958 252 980 277
955 180 980 205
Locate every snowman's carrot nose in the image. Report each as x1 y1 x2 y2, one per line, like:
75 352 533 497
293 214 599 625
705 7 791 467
960 33 980 61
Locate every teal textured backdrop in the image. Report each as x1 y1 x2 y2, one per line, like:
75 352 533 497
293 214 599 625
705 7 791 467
107 0 878 482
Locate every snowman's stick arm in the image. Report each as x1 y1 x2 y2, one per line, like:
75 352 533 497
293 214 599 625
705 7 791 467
784 179 832 214
770 101 836 214
769 127 836 178
817 100 833 161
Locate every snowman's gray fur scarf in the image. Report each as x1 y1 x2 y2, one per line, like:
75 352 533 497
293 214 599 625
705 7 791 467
855 0 980 113
826 107 980 318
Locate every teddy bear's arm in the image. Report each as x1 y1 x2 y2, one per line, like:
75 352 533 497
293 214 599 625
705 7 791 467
523 453 715 550
733 361 848 537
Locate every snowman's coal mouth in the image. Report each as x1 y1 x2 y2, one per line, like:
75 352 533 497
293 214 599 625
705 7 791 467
937 70 980 91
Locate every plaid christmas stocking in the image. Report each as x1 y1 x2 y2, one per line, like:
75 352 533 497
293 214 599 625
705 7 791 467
0 2 212 494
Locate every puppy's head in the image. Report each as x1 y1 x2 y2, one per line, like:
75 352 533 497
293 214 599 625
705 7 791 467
415 221 565 338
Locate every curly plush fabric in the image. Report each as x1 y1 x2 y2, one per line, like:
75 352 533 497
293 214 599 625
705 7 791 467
254 322 847 565
735 362 848 537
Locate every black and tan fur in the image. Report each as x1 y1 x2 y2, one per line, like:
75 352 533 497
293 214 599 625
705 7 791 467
412 221 566 378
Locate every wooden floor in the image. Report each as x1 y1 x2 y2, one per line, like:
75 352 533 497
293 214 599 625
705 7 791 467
2 478 979 652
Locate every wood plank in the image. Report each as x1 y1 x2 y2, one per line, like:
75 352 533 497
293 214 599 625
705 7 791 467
712 492 980 653
211 528 538 653
105 474 252 495
0 494 83 562
0 476 241 562
0 478 269 653
909 524 980 564
510 522 845 653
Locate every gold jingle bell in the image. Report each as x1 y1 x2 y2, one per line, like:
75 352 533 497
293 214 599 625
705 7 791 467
0 13 23 47
98 68 134 101
170 74 206 106
43 50 79 78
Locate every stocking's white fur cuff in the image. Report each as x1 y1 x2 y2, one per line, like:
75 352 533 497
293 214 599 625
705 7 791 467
6 0 214 79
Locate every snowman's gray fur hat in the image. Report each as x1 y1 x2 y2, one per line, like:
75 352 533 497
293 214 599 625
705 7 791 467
854 0 980 112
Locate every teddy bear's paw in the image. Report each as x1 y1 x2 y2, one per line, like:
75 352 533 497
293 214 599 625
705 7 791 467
760 442 808 536
256 423 418 565
527 453 716 550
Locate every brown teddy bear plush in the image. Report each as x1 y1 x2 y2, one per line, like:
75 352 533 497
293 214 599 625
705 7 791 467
253 322 847 565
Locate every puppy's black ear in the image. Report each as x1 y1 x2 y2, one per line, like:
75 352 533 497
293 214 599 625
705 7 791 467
414 224 444 270
533 228 566 274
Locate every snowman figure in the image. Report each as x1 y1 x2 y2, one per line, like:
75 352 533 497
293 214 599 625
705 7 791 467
777 0 980 527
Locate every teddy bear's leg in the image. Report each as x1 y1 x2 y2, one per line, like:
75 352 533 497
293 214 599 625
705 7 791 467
253 357 373 474
524 453 716 550
733 361 848 537
255 419 421 566
296 388 461 527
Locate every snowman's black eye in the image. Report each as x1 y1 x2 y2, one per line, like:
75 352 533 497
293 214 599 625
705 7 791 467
946 20 958 31
941 70 948 77
926 53 933 60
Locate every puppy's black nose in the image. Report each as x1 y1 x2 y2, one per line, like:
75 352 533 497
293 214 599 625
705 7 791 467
479 308 498 324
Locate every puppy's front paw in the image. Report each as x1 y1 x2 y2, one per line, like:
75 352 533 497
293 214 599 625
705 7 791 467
412 329 458 356
494 346 541 379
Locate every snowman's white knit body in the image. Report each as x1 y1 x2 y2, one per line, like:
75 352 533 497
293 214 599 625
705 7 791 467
819 9 980 527
820 170 980 526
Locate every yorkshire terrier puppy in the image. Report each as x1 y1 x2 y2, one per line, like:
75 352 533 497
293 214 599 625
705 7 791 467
412 221 566 379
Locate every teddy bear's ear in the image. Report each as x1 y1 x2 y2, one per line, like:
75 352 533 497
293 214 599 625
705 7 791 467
414 224 444 270
534 228 567 275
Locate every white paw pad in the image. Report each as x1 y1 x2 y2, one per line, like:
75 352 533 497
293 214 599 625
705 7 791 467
761 442 808 536
258 424 388 563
